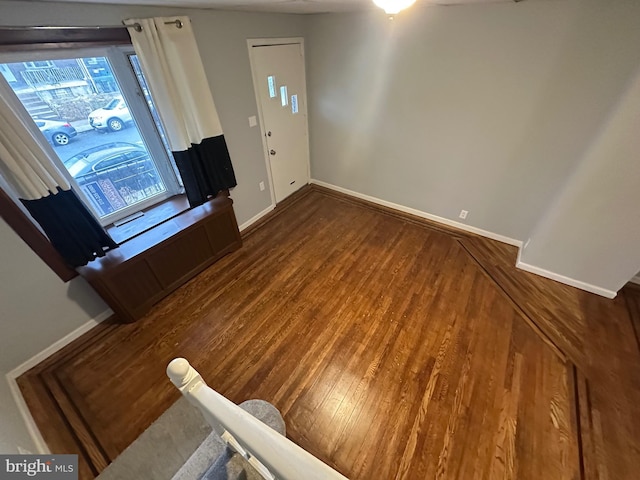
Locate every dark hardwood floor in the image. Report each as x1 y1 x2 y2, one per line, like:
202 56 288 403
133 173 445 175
18 185 640 479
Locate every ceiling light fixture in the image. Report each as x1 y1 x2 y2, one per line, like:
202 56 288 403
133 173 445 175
373 0 417 16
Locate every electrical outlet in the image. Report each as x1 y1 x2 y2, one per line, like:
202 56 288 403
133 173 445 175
259 181 265 191
248 116 257 127
459 210 468 220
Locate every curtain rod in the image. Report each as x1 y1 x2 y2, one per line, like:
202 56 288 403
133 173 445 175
123 20 183 32
0 25 127 30
0 20 184 32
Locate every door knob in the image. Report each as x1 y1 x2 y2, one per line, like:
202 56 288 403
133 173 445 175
270 149 276 155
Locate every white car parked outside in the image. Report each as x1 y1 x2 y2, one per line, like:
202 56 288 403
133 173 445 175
88 96 132 132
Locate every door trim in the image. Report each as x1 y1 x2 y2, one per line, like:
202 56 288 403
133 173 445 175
247 37 310 206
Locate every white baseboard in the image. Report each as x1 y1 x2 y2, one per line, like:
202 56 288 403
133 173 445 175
239 204 275 232
7 309 113 379
310 179 523 248
515 249 616 298
630 274 640 286
6 372 49 454
312 179 619 299
5 308 113 454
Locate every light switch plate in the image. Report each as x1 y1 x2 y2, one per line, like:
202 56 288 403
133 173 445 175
248 115 257 127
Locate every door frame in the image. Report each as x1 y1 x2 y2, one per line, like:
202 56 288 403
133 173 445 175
247 37 310 206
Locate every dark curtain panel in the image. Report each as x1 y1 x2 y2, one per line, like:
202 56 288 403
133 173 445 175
22 188 118 268
172 135 237 208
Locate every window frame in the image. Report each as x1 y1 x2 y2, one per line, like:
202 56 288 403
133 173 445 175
0 45 183 227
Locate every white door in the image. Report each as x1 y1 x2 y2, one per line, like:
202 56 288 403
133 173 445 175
251 43 309 203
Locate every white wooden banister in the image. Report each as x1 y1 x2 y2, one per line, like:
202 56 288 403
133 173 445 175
167 358 349 480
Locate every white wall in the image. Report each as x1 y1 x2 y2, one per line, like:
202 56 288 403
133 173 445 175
0 219 108 453
0 0 306 454
305 0 640 243
520 67 640 293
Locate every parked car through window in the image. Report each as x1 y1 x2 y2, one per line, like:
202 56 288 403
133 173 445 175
35 119 77 146
88 96 132 132
66 142 164 217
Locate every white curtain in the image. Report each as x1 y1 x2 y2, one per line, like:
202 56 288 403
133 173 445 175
125 16 237 208
0 78 70 200
125 16 224 152
0 77 117 267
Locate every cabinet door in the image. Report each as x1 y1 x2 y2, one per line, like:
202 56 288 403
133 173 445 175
147 226 213 289
205 211 241 254
105 259 163 319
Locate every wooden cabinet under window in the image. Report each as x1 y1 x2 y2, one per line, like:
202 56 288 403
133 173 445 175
78 196 242 323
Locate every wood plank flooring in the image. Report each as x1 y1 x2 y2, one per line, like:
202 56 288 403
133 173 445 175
18 185 640 479
459 236 640 480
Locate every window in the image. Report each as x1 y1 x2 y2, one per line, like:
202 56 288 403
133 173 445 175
0 46 181 226
268 75 276 98
23 60 54 69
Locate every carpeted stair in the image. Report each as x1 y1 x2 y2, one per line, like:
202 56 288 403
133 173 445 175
97 398 285 480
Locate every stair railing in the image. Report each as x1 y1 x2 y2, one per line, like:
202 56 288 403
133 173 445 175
167 358 349 480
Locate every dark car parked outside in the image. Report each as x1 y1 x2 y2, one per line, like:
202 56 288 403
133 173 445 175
66 142 165 216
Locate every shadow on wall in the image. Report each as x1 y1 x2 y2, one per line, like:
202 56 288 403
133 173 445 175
520 64 640 293
491 0 640 240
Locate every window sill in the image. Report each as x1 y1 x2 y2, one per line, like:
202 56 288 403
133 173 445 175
106 195 190 244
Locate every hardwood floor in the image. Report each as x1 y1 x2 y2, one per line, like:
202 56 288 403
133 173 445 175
18 185 640 479
459 236 640 480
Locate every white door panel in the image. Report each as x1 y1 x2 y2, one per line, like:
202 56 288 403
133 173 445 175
252 43 309 203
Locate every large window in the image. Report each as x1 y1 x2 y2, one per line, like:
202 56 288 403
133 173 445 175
0 46 181 225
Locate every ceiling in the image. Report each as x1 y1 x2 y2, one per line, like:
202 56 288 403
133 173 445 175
29 0 515 15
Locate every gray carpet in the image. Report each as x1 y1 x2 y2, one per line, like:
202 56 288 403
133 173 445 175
175 400 285 480
97 397 285 480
